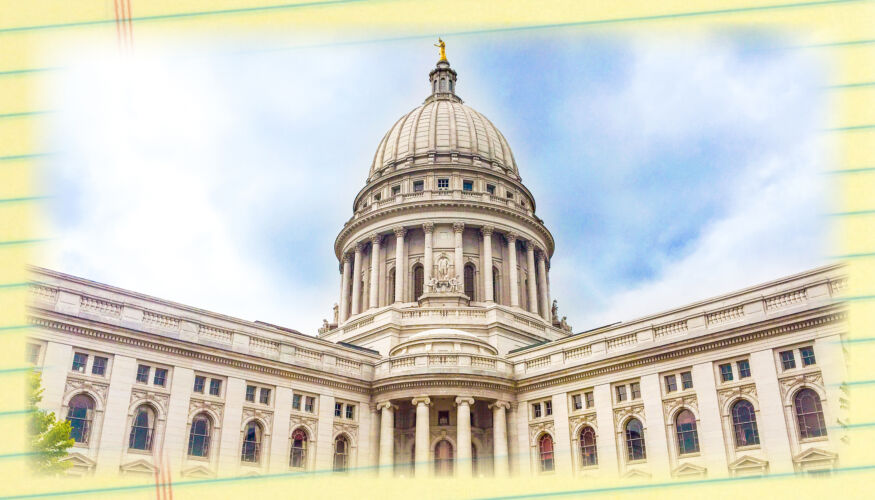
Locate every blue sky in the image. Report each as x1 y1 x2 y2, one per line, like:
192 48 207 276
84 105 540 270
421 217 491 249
38 30 832 333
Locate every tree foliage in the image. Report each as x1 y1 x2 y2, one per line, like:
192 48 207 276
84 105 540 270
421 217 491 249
28 372 74 474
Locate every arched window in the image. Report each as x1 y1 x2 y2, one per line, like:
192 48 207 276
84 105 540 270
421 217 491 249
624 419 646 461
731 400 760 447
440 78 447 92
66 394 95 444
449 79 454 93
434 439 453 476
538 434 555 472
433 80 437 92
492 267 501 303
464 264 475 300
187 413 212 457
289 428 308 468
794 388 827 439
579 426 598 467
413 264 424 301
675 409 700 455
333 435 349 472
128 405 155 451
241 421 263 463
387 268 396 304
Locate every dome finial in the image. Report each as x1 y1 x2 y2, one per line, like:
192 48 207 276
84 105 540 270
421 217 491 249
434 38 447 62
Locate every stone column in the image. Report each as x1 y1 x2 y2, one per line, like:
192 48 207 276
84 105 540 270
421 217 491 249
369 404 380 473
481 226 494 302
537 250 550 321
393 227 406 303
455 396 475 478
507 232 520 308
351 242 363 315
412 396 432 477
490 401 510 477
453 222 465 283
340 254 351 321
423 222 434 289
369 233 381 309
377 401 395 477
525 242 538 314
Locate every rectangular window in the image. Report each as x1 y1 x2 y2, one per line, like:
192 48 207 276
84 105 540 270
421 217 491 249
292 394 302 410
153 368 168 387
245 385 256 402
584 391 594 409
800 346 816 366
305 396 315 413
259 388 271 405
345 405 355 420
545 401 553 416
486 184 496 195
413 180 424 192
462 180 474 191
373 192 381 201
737 360 751 378
391 185 401 196
616 386 627 402
136 364 150 383
780 350 796 370
665 375 678 393
532 403 542 418
72 353 88 372
681 371 693 390
437 178 449 190
438 410 450 425
572 394 583 410
506 191 514 199
719 363 734 382
209 379 222 396
27 344 41 365
335 402 343 417
91 356 108 376
193 376 206 393
630 382 641 399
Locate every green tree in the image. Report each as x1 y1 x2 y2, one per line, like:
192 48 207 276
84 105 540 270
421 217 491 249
28 372 74 474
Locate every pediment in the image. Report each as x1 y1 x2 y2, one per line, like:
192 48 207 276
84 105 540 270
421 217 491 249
729 455 768 471
62 451 96 468
794 448 837 464
672 462 707 477
120 458 157 475
622 468 651 479
181 465 214 478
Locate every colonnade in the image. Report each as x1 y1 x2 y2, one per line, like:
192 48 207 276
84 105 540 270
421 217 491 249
338 222 551 323
374 396 511 478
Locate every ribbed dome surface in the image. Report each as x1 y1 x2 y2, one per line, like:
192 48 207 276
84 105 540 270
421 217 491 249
370 99 518 176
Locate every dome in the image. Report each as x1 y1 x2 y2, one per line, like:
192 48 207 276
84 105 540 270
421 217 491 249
368 59 519 179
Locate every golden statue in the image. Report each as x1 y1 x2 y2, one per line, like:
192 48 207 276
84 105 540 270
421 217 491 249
434 38 447 62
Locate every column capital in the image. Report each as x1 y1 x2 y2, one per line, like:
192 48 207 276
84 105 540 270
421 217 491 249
422 222 435 234
370 232 382 245
355 241 364 252
376 401 396 411
454 396 475 407
411 396 432 407
452 222 465 233
342 253 352 264
488 400 511 411
393 226 407 238
536 247 547 260
506 231 518 242
480 225 494 237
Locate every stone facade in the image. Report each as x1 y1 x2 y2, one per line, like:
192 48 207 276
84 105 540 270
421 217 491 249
26 57 848 480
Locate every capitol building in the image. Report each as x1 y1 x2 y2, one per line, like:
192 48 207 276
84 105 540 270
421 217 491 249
27 52 848 481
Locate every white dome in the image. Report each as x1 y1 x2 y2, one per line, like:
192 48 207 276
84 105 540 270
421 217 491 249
368 59 518 179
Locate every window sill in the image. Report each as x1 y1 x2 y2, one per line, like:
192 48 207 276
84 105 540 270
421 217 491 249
126 448 154 456
678 452 701 458
626 459 647 465
800 435 829 444
735 444 761 452
186 455 210 462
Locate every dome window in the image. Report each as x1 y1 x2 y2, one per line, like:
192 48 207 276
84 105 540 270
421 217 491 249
413 180 424 192
506 191 514 199
437 178 450 190
374 193 382 202
391 185 401 196
462 180 474 192
486 184 496 195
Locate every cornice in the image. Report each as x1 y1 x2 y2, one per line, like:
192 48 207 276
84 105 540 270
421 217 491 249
334 199 555 259
29 314 372 395
514 310 847 393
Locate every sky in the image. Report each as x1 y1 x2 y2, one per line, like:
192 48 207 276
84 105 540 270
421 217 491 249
36 30 834 334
